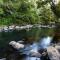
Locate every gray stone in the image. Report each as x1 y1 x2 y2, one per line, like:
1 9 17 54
29 51 41 57
0 58 6 60
9 41 24 50
47 46 60 60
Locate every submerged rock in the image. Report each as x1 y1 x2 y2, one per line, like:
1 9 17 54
29 51 41 57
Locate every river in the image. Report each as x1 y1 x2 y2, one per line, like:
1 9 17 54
0 27 54 60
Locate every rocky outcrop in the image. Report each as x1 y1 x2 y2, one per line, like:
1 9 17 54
47 45 60 60
8 41 60 60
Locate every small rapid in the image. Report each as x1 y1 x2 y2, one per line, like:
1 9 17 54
18 36 52 60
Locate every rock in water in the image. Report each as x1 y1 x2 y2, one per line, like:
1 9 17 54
29 51 41 58
55 44 60 52
0 58 6 60
47 46 60 60
9 41 24 50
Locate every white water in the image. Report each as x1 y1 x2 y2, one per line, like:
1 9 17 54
40 36 52 48
20 36 52 60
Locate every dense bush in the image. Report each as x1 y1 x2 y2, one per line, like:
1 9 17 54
0 0 60 26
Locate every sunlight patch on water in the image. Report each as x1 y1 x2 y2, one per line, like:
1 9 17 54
40 36 52 48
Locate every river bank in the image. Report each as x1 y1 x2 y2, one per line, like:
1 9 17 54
0 24 55 32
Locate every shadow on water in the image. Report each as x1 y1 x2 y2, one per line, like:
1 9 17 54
0 28 54 60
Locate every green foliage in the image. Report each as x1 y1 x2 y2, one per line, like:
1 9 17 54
37 0 57 24
0 8 4 14
0 17 13 25
52 1 60 17
0 0 60 26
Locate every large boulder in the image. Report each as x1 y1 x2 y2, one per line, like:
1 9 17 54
47 46 60 60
